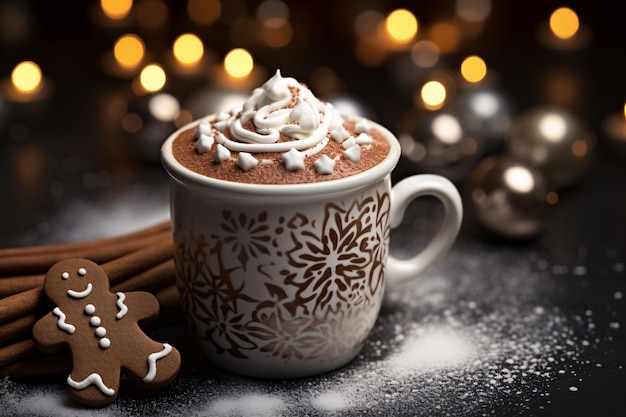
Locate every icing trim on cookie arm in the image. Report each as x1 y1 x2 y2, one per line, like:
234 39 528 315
67 283 93 299
53 307 75 334
67 373 116 397
143 343 173 383
115 292 128 319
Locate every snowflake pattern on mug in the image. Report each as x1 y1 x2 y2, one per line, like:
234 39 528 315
174 191 390 362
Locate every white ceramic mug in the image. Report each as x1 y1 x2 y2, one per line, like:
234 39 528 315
161 119 463 378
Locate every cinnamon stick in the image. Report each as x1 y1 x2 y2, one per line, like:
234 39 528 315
102 237 175 285
0 288 42 324
0 232 174 299
111 259 175 293
0 238 174 324
0 274 44 297
0 230 171 276
0 351 70 379
0 314 36 344
0 220 169 259
0 339 35 367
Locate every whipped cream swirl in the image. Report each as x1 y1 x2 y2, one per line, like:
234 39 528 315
213 70 341 156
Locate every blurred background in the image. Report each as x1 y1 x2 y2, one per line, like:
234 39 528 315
0 0 624 245
0 2 625 415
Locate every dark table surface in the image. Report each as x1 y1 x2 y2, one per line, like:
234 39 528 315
0 1 624 416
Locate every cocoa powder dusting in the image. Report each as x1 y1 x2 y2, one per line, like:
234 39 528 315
171 121 391 185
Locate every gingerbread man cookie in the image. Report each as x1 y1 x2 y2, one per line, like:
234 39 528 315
32 258 181 407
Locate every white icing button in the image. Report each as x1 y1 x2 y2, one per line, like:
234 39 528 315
195 120 212 138
77 268 86 276
99 338 111 349
237 152 258 171
314 155 335 175
355 132 373 145
195 134 214 154
282 148 305 171
84 304 96 315
61 272 69 280
344 145 361 162
90 316 101 327
342 137 357 149
354 118 372 134
331 125 350 143
214 143 231 163
95 327 106 338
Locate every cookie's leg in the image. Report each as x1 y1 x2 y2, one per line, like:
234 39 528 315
66 367 121 407
126 343 181 389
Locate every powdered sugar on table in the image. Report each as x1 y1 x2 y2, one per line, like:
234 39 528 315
1 204 623 416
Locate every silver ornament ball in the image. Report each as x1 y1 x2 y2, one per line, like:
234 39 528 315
457 88 513 154
509 106 595 188
399 111 484 184
465 154 556 240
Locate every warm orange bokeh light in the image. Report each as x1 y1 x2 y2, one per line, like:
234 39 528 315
224 48 254 78
11 61 42 93
101 0 132 19
461 55 487 83
549 7 579 40
113 34 145 69
385 9 418 43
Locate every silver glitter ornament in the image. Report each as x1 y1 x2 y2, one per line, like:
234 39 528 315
509 106 595 189
399 111 484 184
465 154 555 239
456 88 513 154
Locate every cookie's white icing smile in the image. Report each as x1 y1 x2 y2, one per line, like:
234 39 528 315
67 283 93 299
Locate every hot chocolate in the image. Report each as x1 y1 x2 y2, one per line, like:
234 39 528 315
171 70 391 185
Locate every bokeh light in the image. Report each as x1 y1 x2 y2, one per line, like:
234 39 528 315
427 21 462 54
11 61 42 93
224 48 254 78
549 7 579 40
257 0 289 27
139 64 166 92
432 114 463 144
504 166 534 193
173 33 204 65
113 34 145 69
538 113 567 142
411 40 440 68
420 81 447 110
262 22 293 47
461 55 487 83
187 0 221 26
546 191 559 205
354 10 384 38
101 0 132 19
455 0 492 23
385 9 418 43
148 93 180 122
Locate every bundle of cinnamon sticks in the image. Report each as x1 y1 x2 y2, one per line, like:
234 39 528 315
0 221 183 379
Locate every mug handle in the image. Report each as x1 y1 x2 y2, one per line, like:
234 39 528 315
385 174 463 287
